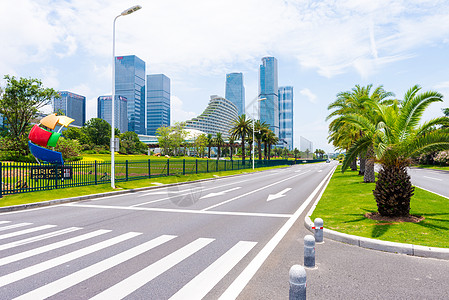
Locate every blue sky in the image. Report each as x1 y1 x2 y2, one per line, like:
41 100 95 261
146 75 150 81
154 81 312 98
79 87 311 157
1 0 449 153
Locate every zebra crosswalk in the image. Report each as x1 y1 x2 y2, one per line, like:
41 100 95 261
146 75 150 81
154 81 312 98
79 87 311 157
0 220 257 299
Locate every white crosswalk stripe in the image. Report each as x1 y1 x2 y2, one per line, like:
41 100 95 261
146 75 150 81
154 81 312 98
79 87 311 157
169 240 257 300
14 234 177 300
0 232 141 287
0 221 12 225
0 224 56 240
1 222 258 299
0 222 32 232
90 237 215 300
0 227 81 251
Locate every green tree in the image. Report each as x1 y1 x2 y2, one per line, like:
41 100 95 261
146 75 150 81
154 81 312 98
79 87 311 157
228 136 235 160
63 127 90 146
156 126 173 155
84 118 111 147
206 133 213 158
214 132 224 159
293 148 300 160
342 85 449 217
229 114 252 162
171 122 187 156
194 134 207 157
266 130 278 160
0 75 59 155
254 120 268 161
120 131 147 154
54 137 82 160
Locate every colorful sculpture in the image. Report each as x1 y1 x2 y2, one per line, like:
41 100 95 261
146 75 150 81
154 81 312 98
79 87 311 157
28 114 74 164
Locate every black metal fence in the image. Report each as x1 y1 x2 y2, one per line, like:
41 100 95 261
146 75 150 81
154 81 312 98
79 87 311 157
0 158 324 197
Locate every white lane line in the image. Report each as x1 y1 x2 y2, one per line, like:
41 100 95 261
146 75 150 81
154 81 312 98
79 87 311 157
0 225 56 240
63 204 292 218
14 235 177 300
169 241 257 300
0 229 111 267
414 185 449 200
90 238 214 300
0 227 81 251
0 221 11 225
0 223 32 232
202 171 310 211
423 176 443 181
200 187 242 199
219 165 337 300
0 232 141 288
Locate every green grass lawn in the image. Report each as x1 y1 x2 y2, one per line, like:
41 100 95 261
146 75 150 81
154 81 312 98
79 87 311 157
311 166 449 248
413 164 449 171
0 165 288 208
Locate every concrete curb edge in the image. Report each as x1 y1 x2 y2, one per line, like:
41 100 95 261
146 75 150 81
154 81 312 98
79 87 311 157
304 166 449 260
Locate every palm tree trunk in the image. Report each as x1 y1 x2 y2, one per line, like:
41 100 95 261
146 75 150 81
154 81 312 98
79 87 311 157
258 142 262 161
241 137 245 163
359 156 366 176
364 146 375 183
350 158 357 171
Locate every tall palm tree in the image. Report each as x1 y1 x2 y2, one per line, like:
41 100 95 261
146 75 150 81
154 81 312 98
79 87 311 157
229 114 252 163
254 120 269 160
266 130 278 160
228 136 235 160
328 84 394 182
342 85 449 217
214 132 224 160
206 133 213 159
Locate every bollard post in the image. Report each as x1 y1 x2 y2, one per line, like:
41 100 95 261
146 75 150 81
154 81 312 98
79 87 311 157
289 264 306 300
313 218 324 243
304 235 315 268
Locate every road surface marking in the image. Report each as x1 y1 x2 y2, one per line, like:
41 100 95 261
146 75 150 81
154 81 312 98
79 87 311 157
169 241 257 300
0 221 11 225
202 172 309 211
413 185 449 199
0 227 81 251
218 165 337 300
14 235 177 300
0 229 111 267
423 176 443 181
0 232 141 288
200 187 242 199
267 188 292 202
0 224 56 240
64 204 292 218
90 238 214 300
0 223 32 232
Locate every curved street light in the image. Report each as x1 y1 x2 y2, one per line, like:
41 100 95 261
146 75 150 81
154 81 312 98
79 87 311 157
111 5 142 188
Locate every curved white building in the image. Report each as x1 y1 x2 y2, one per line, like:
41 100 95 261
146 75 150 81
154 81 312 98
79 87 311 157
185 95 238 138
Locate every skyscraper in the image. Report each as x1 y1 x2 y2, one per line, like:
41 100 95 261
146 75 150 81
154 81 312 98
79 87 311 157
147 74 170 135
115 55 146 134
97 95 128 133
225 72 245 116
258 57 279 136
54 91 86 126
278 86 294 150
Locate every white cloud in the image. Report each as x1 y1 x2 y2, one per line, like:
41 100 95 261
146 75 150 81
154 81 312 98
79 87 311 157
171 95 197 125
299 88 317 104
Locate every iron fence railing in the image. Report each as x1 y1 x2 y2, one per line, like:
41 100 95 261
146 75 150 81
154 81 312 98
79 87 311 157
0 158 325 197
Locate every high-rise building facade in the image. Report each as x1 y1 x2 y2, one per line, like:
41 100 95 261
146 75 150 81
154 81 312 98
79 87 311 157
225 72 245 116
147 74 170 135
97 95 128 133
115 55 146 134
258 57 279 136
54 91 86 126
185 95 238 138
278 86 294 150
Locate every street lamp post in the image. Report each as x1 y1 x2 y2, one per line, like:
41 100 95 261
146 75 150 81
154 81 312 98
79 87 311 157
253 98 266 170
111 5 142 188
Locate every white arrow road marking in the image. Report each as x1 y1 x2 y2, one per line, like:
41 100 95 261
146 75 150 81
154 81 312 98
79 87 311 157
318 170 323 173
200 187 241 199
267 188 292 202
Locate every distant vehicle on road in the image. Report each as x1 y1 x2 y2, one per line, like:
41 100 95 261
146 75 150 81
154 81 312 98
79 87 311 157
326 159 330 163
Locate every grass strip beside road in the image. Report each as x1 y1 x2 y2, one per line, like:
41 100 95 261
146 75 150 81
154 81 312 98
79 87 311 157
311 166 449 248
0 165 288 208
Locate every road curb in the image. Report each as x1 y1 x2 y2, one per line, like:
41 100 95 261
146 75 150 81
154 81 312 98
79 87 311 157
0 166 287 213
304 167 449 260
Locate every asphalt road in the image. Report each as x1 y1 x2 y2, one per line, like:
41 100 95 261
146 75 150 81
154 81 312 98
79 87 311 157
408 167 449 198
0 162 335 299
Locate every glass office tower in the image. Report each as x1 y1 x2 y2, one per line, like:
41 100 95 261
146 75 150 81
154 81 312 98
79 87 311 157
225 72 245 116
147 74 170 135
278 86 294 150
97 95 128 133
115 55 146 134
258 57 279 136
54 91 86 126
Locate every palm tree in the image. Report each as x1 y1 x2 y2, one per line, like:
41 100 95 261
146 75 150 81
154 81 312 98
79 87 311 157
228 136 235 160
206 133 213 159
254 120 269 161
214 132 224 160
266 130 278 160
229 114 252 163
342 85 449 217
327 84 394 182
